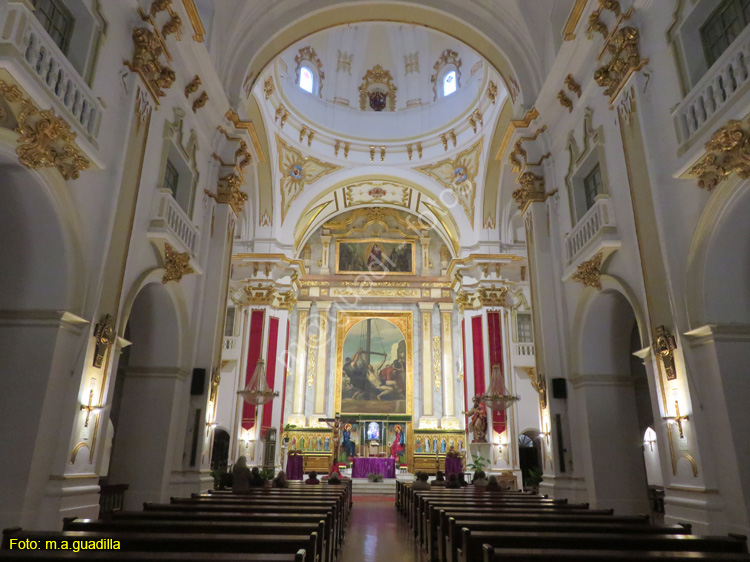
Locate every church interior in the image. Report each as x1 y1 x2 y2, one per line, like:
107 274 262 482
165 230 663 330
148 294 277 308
2 0 750 559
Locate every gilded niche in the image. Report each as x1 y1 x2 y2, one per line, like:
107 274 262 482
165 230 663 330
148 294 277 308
359 65 397 111
0 80 90 179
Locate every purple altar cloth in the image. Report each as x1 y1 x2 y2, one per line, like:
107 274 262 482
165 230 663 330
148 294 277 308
352 457 396 479
444 456 463 477
286 454 304 480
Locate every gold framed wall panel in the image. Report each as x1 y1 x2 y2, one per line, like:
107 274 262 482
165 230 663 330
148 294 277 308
334 310 414 416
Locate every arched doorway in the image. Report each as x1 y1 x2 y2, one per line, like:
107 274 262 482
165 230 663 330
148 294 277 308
577 289 650 515
108 281 184 509
0 153 87 529
518 430 543 490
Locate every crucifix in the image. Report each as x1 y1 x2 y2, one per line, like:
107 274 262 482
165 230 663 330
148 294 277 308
663 399 689 439
318 413 342 464
80 383 100 428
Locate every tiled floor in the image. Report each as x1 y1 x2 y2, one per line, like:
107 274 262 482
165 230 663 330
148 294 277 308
339 498 427 561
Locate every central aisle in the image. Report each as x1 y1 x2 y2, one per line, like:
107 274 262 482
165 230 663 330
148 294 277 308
340 498 427 562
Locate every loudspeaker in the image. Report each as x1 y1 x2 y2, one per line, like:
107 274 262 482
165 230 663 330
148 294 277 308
190 368 206 395
551 378 567 399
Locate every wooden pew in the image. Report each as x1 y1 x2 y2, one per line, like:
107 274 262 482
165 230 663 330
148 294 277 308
481 543 750 562
436 511 648 562
456 529 749 562
443 520 691 562
2 529 318 562
62 518 329 562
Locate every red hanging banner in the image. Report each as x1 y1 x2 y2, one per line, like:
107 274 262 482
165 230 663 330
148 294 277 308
241 310 265 430
471 315 486 396
487 311 506 435
260 316 280 434
279 319 290 432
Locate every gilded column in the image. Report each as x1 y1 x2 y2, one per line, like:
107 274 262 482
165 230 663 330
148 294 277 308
419 302 437 428
287 302 310 427
440 303 459 429
312 301 332 421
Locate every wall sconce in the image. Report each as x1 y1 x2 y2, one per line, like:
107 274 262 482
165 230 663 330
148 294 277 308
663 400 689 439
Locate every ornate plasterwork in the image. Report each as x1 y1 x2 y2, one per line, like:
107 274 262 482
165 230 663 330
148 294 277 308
432 336 442 389
478 285 509 307
689 120 750 190
184 75 200 98
512 172 545 212
163 242 195 283
295 46 325 97
565 74 582 98
206 173 248 215
343 181 410 208
416 139 482 223
263 77 274 100
359 65 397 111
431 49 462 100
0 80 90 179
277 135 340 222
594 26 647 103
125 27 175 103
487 81 498 104
558 90 573 113
572 251 603 290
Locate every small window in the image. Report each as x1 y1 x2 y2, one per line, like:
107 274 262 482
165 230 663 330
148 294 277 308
33 0 74 54
224 307 236 337
299 66 314 93
517 313 533 343
443 70 457 96
701 0 750 67
163 159 179 197
583 164 603 211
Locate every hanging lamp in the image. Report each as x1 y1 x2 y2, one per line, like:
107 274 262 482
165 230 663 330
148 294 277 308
480 364 520 411
237 359 279 405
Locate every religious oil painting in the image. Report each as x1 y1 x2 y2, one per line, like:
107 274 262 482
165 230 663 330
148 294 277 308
335 239 415 275
335 311 414 415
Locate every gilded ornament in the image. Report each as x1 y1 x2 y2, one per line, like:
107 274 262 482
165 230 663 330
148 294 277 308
344 142 351 159
449 130 456 147
588 10 608 39
295 46 325 97
275 104 289 128
370 145 375 162
162 242 195 283
162 13 182 38
380 146 386 162
557 90 573 113
192 91 208 113
689 120 750 190
263 77 274 100
416 139 482 223
417 143 423 158
334 139 341 157
572 252 603 290
0 81 90 179
184 75 201 98
441 133 448 151
125 27 175 103
593 26 646 102
512 172 545 211
478 285 509 307
243 283 276 305
307 334 318 387
308 130 315 148
565 74 582 97
359 65 397 111
524 368 547 409
487 81 498 104
407 144 414 160
206 173 248 215
433 336 442 389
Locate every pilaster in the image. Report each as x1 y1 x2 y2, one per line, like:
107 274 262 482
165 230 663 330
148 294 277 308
287 302 310 427
418 302 437 428
439 303 459 429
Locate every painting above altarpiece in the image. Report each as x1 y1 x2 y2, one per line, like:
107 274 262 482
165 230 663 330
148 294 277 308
335 238 415 275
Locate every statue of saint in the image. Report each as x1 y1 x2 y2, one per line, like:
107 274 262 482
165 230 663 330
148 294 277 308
463 394 488 443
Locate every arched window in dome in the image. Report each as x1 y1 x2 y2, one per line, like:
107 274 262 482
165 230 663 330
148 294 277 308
299 66 314 93
443 71 457 96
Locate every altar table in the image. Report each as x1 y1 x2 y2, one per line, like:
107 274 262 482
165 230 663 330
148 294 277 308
286 454 304 480
351 457 396 479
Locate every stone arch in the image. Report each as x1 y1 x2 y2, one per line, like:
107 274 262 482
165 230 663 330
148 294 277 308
571 281 651 515
0 132 87 313
686 177 750 327
108 276 187 509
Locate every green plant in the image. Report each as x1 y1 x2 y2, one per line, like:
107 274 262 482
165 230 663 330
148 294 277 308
283 423 296 432
259 467 276 480
367 472 384 482
526 467 543 488
468 454 488 473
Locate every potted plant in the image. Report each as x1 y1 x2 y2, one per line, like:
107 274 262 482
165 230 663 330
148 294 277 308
367 472 384 483
467 454 488 473
282 423 296 445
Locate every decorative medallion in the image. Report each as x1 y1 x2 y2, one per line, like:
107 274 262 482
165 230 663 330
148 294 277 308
572 252 603 290
277 135 340 222
0 80 90 179
359 65 397 111
162 242 195 283
416 139 482 223
368 187 386 198
652 325 678 381
343 181 409 208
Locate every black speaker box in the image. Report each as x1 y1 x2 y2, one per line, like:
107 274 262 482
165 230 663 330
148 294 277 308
551 378 567 399
191 368 206 395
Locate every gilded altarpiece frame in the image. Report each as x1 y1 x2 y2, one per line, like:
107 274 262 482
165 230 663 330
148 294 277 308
334 311 414 417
